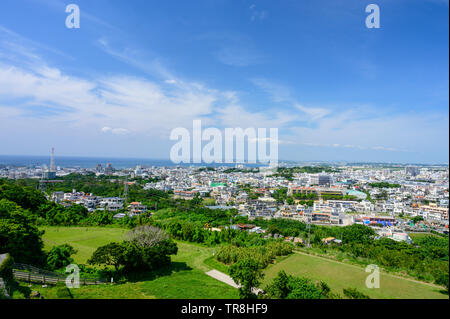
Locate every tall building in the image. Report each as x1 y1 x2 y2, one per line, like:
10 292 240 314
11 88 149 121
42 147 56 179
405 166 419 177
95 163 103 173
135 165 142 175
310 174 332 186
105 163 114 175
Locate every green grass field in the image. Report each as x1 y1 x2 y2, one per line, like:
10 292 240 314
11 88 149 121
23 226 239 299
409 232 442 240
262 251 448 299
27 226 448 299
41 226 128 263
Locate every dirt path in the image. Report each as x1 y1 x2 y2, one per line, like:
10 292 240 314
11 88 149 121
206 269 263 294
206 270 240 288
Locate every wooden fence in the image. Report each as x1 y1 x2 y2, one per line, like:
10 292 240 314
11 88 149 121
13 263 108 286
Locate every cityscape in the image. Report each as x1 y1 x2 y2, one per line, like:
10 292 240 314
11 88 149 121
2 149 449 238
0 0 448 311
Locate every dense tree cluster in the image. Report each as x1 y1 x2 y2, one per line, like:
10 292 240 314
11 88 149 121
0 199 46 266
88 226 178 273
265 271 332 299
46 244 77 270
216 241 293 268
229 258 264 299
368 182 401 188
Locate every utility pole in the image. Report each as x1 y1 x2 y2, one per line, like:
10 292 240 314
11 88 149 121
123 175 128 205
307 212 311 248
39 180 47 193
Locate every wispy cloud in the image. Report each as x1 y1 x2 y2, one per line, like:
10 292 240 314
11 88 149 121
294 103 330 121
249 4 268 22
251 78 331 121
101 127 129 135
96 37 171 79
0 28 288 143
1 23 447 161
251 77 448 155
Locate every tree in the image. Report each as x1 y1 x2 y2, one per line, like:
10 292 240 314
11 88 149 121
267 224 283 236
229 258 264 299
0 182 47 212
88 226 178 273
435 272 449 293
411 216 424 224
88 242 125 271
124 226 178 271
191 193 203 206
0 253 14 297
0 199 46 265
265 270 290 299
341 224 376 244
125 225 169 247
46 244 77 270
286 197 295 205
286 277 324 299
265 271 332 299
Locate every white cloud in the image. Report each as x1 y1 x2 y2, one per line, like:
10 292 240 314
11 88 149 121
217 104 297 129
295 103 330 121
0 29 297 148
251 78 292 103
249 77 445 155
1 26 447 161
287 108 447 154
101 127 129 135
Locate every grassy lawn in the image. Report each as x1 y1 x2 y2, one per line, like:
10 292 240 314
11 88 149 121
26 226 447 299
409 232 442 241
26 226 238 299
40 226 128 263
262 252 448 299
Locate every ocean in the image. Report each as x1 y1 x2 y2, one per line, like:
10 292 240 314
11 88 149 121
0 155 263 169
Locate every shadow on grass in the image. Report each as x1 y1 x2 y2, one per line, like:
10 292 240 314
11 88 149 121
438 289 449 296
124 262 192 283
56 287 73 299
13 282 32 298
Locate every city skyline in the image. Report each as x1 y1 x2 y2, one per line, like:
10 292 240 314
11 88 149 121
0 0 449 164
0 152 448 167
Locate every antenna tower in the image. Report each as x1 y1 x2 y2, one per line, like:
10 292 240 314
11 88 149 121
50 147 56 172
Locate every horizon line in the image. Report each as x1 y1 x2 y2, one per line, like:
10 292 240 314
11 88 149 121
0 153 448 166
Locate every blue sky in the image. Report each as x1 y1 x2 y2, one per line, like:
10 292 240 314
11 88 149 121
0 0 448 164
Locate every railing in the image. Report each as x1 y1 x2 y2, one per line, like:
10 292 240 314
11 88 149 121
12 263 108 286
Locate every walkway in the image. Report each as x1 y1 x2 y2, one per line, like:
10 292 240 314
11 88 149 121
206 269 263 294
